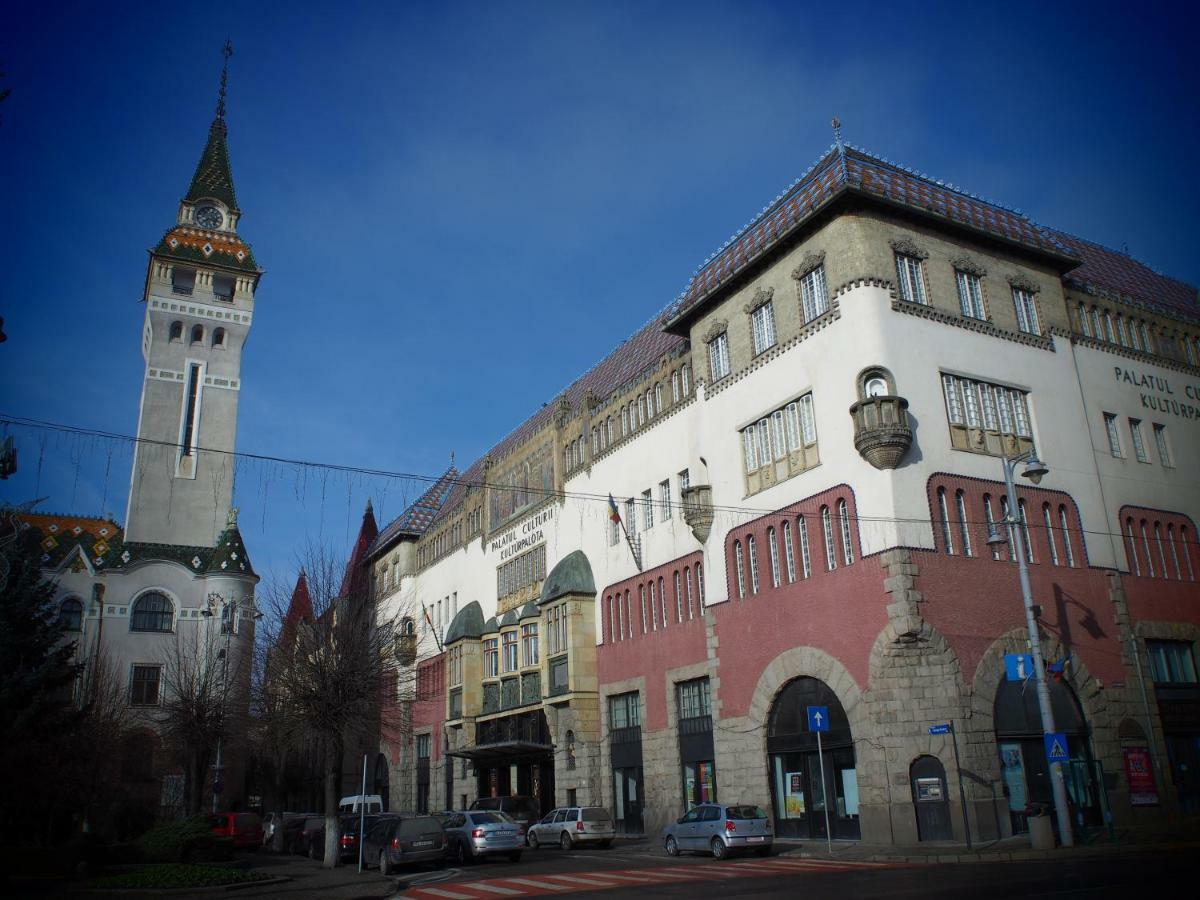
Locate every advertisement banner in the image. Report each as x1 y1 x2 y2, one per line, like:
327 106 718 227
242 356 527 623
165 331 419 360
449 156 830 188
1123 747 1159 806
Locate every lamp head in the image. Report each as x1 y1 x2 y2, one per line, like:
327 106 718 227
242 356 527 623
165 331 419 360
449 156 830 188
1021 455 1048 485
986 525 1009 547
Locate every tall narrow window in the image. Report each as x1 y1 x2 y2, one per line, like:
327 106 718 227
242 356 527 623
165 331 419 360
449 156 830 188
1129 419 1148 462
1140 321 1154 352
943 374 964 424
838 499 854 565
743 429 758 472
674 571 683 622
1104 413 1123 457
1153 424 1173 467
180 363 202 458
1140 521 1156 578
678 469 690 519
985 495 1001 560
1103 312 1117 343
782 520 796 583
212 327 226 348
621 406 629 435
642 489 654 530
655 383 663 414
625 498 637 535
1043 503 1060 566
799 265 829 322
697 562 705 604
1154 523 1170 579
624 590 632 638
658 577 667 628
1012 288 1040 335
672 371 681 403
640 584 648 633
682 364 691 395
751 302 777 354
799 394 817 445
938 488 955 554
648 581 657 631
708 332 730 381
190 324 204 344
1018 500 1034 563
1090 307 1104 340
956 271 986 320
896 254 928 305
798 516 812 578
1130 321 1143 351
1167 525 1183 580
1126 518 1142 576
659 480 672 521
684 566 695 618
1077 303 1091 336
821 506 837 571
169 320 183 341
767 527 781 588
1181 527 1196 581
734 542 746 599
1059 506 1076 567
956 490 973 557
747 535 760 594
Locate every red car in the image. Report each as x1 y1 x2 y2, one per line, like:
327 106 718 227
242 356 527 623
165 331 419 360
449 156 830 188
211 812 264 849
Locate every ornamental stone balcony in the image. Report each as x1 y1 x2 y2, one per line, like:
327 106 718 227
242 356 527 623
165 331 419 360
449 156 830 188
849 394 913 470
682 485 714 544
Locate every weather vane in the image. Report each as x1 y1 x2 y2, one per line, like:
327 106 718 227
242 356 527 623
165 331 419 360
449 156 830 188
216 39 234 121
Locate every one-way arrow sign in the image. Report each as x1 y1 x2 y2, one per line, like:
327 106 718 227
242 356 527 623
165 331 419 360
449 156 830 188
807 705 829 733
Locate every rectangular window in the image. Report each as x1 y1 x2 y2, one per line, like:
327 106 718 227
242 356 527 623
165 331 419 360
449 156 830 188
659 480 672 521
1140 321 1154 352
179 362 203 459
1077 302 1092 336
740 393 817 484
678 469 690 519
1154 424 1173 467
416 733 431 759
130 665 161 706
677 678 712 720
1129 419 1148 462
502 631 518 673
1146 641 1198 684
799 395 817 444
496 545 547 601
799 265 829 322
1104 413 1123 457
625 498 637 534
449 646 463 686
896 254 928 305
708 332 730 381
483 639 499 677
642 489 654 530
956 271 986 320
942 374 1034 455
609 692 641 730
1012 288 1041 335
751 302 777 355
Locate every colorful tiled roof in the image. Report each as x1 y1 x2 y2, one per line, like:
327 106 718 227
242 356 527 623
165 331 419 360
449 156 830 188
370 467 460 555
187 119 239 211
667 143 1075 327
1050 230 1199 322
339 501 378 599
153 225 259 274
17 513 123 570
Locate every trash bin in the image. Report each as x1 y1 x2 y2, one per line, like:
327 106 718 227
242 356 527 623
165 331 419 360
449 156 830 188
1028 809 1055 850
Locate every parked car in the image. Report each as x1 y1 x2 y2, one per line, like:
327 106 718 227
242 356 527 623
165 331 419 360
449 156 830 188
439 810 524 864
299 816 326 858
468 796 540 839
527 806 615 850
662 803 773 860
279 814 314 854
363 814 447 875
337 814 381 863
338 794 383 815
210 812 264 849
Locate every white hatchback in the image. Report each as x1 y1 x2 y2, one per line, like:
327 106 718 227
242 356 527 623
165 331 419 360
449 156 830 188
527 806 615 850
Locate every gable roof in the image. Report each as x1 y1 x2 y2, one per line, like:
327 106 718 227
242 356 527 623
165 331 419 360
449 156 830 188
279 570 314 650
369 468 459 556
339 501 378 600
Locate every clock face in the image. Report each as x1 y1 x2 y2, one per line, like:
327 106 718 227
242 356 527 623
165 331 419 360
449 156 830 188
195 205 224 230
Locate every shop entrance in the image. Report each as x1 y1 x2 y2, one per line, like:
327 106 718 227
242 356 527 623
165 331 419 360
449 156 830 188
451 709 555 816
766 677 860 840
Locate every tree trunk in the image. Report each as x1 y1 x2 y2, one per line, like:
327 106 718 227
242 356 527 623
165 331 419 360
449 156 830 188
323 732 343 868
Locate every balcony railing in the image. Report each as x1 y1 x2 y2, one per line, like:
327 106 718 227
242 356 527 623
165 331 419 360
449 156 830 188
679 714 713 736
171 285 194 296
610 725 642 745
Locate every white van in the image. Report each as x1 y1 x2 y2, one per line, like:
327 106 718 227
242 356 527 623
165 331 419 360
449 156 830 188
338 794 383 814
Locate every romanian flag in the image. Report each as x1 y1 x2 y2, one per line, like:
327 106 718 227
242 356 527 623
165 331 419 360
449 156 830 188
608 494 621 523
422 603 434 630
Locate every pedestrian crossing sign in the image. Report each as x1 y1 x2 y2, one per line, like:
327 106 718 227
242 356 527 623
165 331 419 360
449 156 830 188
1044 732 1069 763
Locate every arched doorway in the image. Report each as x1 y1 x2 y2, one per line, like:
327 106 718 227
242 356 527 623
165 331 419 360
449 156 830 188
373 754 390 812
994 678 1099 834
766 677 860 839
910 755 952 841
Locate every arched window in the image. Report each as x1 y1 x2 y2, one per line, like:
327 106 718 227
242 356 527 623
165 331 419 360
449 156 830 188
767 526 781 588
938 488 954 554
190 324 204 344
734 541 746 598
1154 523 1170 578
624 589 632 638
654 383 663 414
1126 518 1141 575
838 499 854 565
673 571 683 622
566 729 577 769
1059 505 1076 567
782 521 796 582
955 491 973 557
59 597 83 631
648 581 657 632
169 320 183 342
401 617 415 636
684 566 694 618
1017 500 1034 563
797 515 812 577
212 327 226 348
1140 520 1156 577
672 371 681 403
1167 525 1183 580
1043 503 1060 566
1181 526 1196 581
984 494 1002 560
821 506 837 571
130 592 174 632
682 363 691 395
696 561 705 604
747 535 760 594
658 576 667 628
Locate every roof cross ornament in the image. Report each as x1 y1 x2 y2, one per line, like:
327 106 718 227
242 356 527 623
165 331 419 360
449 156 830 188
215 39 234 122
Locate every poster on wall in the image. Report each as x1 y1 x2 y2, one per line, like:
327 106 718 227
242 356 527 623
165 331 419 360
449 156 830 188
1000 743 1027 811
784 772 805 816
1123 747 1159 806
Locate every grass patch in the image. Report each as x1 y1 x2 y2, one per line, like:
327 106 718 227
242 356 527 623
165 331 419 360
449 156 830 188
89 864 272 890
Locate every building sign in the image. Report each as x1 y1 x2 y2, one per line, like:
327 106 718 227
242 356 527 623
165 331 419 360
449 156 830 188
1122 747 1159 806
1113 367 1200 422
489 506 554 561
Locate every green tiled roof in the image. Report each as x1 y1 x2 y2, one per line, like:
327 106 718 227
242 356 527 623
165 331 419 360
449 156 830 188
152 230 259 274
186 120 239 211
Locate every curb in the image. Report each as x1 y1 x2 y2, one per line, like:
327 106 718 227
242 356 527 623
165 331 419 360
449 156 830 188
80 876 292 894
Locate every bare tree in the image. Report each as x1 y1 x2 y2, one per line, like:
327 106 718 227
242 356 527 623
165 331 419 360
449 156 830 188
254 541 413 868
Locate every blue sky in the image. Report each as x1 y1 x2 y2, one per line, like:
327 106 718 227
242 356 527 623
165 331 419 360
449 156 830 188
2 0 1197 584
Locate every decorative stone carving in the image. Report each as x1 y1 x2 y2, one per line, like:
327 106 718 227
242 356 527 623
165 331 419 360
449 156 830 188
701 318 728 345
585 389 600 412
1007 273 1041 293
394 632 417 666
889 237 929 260
681 484 714 544
792 250 826 281
555 396 572 426
742 285 774 314
849 392 913 470
951 256 987 277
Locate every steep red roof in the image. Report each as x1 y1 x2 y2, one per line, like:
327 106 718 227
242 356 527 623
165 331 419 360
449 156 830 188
339 501 379 600
279 570 314 650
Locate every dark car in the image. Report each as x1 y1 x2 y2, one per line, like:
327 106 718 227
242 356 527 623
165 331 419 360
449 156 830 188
278 814 312 854
210 812 263 849
363 814 446 875
469 796 540 841
298 816 326 858
337 814 381 863
439 810 524 864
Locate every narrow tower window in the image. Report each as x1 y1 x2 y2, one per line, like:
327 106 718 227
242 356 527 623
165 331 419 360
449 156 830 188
180 363 203 459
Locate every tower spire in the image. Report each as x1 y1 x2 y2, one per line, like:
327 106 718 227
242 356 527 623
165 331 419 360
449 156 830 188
215 40 233 125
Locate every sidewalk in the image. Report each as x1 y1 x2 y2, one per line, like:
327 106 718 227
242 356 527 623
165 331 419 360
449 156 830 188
774 817 1200 865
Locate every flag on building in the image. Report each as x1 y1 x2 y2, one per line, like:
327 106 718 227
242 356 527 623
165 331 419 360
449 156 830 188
608 494 621 523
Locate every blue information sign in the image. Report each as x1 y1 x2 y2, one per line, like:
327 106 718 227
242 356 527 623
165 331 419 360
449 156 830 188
1005 653 1036 682
1044 732 1069 763
929 723 951 735
807 706 829 732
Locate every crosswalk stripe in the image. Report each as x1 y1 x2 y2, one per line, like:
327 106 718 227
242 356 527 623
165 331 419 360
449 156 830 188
467 884 525 895
546 874 619 887
503 877 570 891
589 872 652 882
412 889 478 900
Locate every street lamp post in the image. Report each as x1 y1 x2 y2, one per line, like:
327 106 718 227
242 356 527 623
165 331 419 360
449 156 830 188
987 450 1074 848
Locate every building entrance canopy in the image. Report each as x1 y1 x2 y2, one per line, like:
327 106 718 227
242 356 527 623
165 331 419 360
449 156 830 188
448 741 553 765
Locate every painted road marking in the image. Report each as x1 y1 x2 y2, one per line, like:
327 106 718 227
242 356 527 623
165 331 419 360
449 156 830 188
547 875 620 887
503 877 570 891
414 889 477 900
467 884 524 895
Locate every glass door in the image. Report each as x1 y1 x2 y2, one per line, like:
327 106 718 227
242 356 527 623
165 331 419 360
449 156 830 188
612 767 644 833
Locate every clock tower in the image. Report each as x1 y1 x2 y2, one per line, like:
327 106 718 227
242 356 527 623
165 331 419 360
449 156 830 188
125 42 263 547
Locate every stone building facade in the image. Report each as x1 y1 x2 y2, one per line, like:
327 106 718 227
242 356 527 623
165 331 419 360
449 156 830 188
367 139 1200 846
